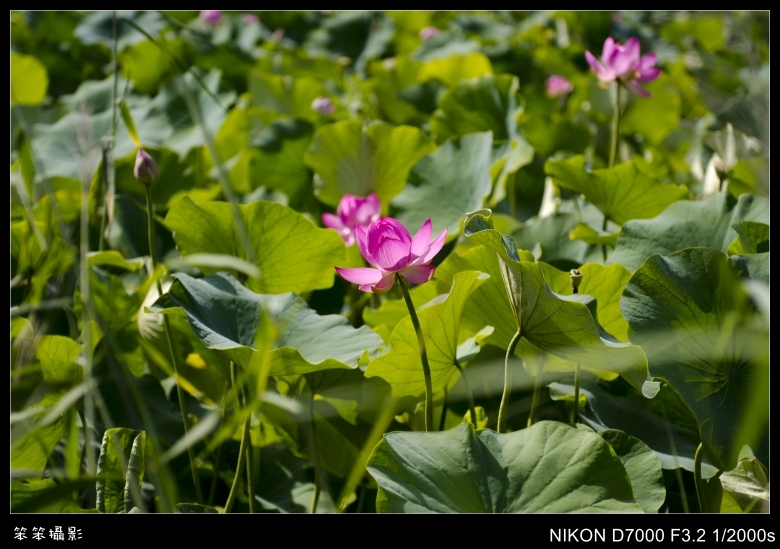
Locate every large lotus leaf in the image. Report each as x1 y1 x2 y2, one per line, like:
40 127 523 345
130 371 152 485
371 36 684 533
610 191 769 271
151 272 384 374
304 119 436 207
391 132 494 241
511 212 601 268
430 74 520 144
165 198 345 295
250 72 330 122
11 52 48 106
417 52 493 87
35 336 83 385
598 430 665 513
96 428 145 514
545 156 689 226
620 76 682 146
461 211 647 389
75 11 165 50
11 479 92 513
549 374 718 477
488 137 535 206
367 421 642 513
365 271 488 399
620 247 767 471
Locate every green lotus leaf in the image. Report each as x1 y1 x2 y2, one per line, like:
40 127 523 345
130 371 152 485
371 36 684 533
365 270 489 398
392 132 494 241
367 421 642 512
150 272 384 374
165 198 345 295
598 429 665 513
305 119 436 207
545 156 689 226
610 191 768 271
620 247 768 471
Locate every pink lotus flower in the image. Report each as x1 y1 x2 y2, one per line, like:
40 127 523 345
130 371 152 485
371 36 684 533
199 10 222 25
585 37 660 97
335 218 447 294
545 75 574 98
322 193 381 246
243 13 258 24
311 96 335 115
419 27 440 41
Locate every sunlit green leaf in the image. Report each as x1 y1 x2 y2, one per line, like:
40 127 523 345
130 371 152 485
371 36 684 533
305 120 436 207
11 53 49 106
366 271 488 398
165 198 345 295
599 430 665 513
545 156 689 226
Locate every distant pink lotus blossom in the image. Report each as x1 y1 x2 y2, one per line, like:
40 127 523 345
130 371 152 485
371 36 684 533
199 10 222 25
419 27 440 41
545 75 574 98
335 218 447 293
311 96 335 115
322 193 381 247
243 13 258 24
585 37 660 97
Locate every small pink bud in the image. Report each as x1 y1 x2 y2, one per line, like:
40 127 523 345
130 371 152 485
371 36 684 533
200 10 222 26
311 96 335 115
419 27 440 41
134 150 159 185
243 13 258 24
545 75 574 99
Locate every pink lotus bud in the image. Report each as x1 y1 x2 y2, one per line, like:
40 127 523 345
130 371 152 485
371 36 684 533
419 27 440 41
335 217 447 294
243 13 258 24
311 96 335 115
134 150 159 185
322 193 381 246
545 75 574 99
584 37 660 97
200 10 222 26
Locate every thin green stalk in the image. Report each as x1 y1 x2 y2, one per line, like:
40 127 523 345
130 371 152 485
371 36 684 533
527 356 545 428
308 391 322 514
661 403 690 513
207 397 228 506
145 185 203 503
398 275 434 431
224 413 250 513
454 359 478 432
609 82 621 169
694 443 707 513
438 387 448 432
507 171 517 219
79 158 96 477
498 330 522 434
601 214 609 262
356 479 367 514
245 433 256 513
571 364 580 425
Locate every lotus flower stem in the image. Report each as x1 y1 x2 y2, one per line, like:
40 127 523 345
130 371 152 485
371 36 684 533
601 214 609 262
145 185 203 504
224 414 250 513
308 391 322 513
571 364 581 425
693 442 707 513
609 82 621 169
398 274 435 431
438 387 449 431
661 403 690 513
454 359 478 433
527 355 545 428
498 330 522 433
206 399 227 506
